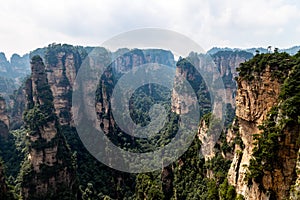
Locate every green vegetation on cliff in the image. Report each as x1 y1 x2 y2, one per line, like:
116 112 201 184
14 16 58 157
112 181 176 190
244 52 300 193
19 55 76 199
45 43 87 69
3 45 300 199
237 51 293 82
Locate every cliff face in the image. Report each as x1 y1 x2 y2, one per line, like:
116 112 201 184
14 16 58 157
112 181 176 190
211 51 253 107
143 49 175 67
171 57 211 116
227 52 300 200
4 44 300 199
5 44 86 127
197 118 215 161
21 55 76 199
185 51 253 109
96 48 175 135
228 66 281 199
175 52 252 160
235 66 280 123
111 49 174 74
44 44 84 125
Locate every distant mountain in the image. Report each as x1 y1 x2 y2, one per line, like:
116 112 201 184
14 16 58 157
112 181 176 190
207 47 238 55
207 45 300 55
0 44 299 100
281 45 300 55
1 44 298 82
0 53 30 81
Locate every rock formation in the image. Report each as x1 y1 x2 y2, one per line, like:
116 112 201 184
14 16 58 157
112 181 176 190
171 57 211 116
227 65 281 199
187 51 253 108
44 44 85 125
21 55 76 199
96 48 175 135
176 51 252 161
227 53 300 199
211 51 253 107
2 43 299 199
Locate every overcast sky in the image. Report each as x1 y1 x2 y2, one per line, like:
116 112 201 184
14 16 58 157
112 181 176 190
1 0 300 58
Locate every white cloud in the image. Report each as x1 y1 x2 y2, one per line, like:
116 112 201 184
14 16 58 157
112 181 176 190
0 0 299 58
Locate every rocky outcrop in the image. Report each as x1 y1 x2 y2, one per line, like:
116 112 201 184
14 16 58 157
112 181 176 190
112 49 146 74
111 48 174 73
211 51 253 107
143 49 175 67
44 44 84 125
96 48 175 135
171 57 210 115
228 66 281 199
235 66 280 123
21 55 76 199
197 118 215 161
185 51 253 109
227 57 300 200
173 52 253 163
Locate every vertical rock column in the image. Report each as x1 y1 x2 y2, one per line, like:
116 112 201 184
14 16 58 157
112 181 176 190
21 55 76 199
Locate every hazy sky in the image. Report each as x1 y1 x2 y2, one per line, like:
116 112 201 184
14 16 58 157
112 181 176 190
1 0 300 58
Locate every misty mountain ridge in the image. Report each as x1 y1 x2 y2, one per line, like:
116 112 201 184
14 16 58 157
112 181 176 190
1 44 299 79
207 45 300 55
0 44 298 101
